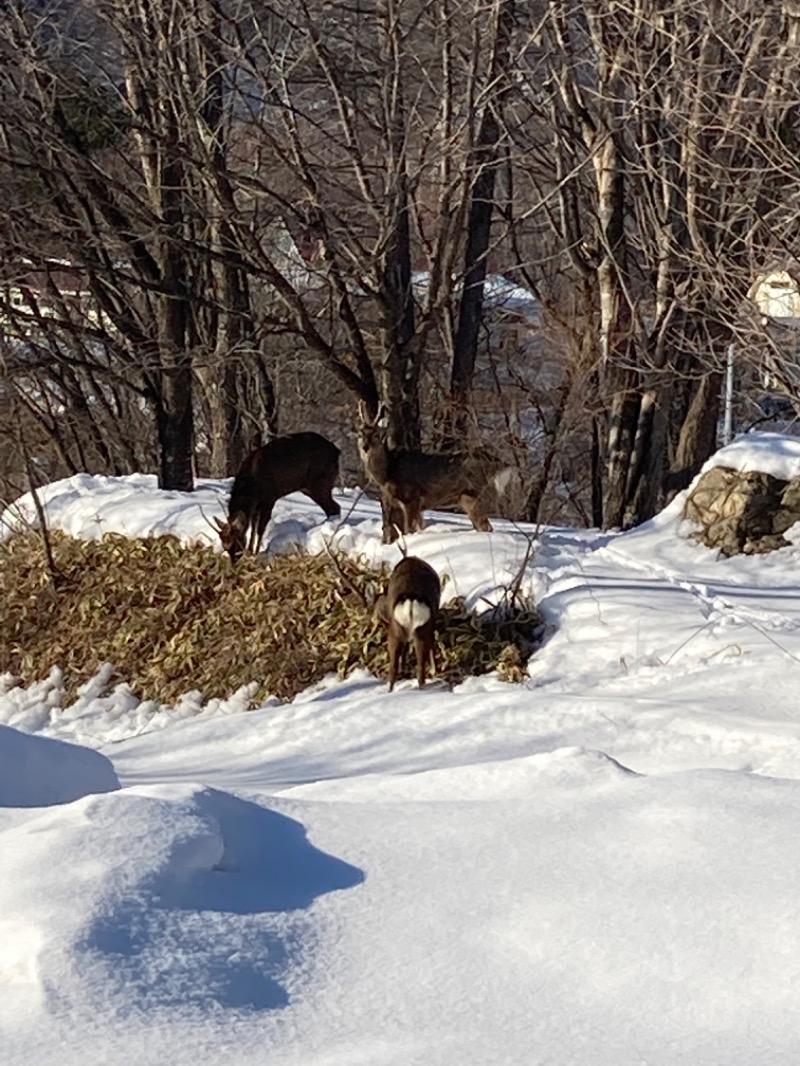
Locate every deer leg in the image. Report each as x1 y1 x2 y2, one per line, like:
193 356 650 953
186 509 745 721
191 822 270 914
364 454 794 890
251 502 274 555
394 495 423 535
382 493 403 543
387 627 406 691
306 482 341 519
460 494 493 533
413 625 434 688
398 500 414 534
428 633 439 679
408 498 425 533
398 641 409 683
322 491 341 518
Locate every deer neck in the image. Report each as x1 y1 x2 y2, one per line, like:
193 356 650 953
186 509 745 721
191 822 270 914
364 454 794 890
365 439 392 483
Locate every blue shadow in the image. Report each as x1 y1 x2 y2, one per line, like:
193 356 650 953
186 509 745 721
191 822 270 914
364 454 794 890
177 789 364 913
85 789 364 1013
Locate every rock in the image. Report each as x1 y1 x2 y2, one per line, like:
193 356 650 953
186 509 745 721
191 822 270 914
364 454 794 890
776 479 800 534
683 465 799 556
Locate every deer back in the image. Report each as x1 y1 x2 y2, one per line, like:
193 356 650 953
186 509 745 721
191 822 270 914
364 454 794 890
380 556 441 690
218 431 340 560
386 447 504 509
234 431 340 508
358 406 512 542
385 556 441 631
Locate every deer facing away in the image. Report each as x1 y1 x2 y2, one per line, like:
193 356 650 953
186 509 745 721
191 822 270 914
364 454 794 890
215 431 341 562
358 406 514 542
375 556 441 690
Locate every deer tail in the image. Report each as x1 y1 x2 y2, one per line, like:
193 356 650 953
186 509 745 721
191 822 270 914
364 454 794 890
393 598 432 634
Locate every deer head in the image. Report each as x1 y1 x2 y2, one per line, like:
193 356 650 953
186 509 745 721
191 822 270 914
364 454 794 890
213 514 248 563
357 401 389 466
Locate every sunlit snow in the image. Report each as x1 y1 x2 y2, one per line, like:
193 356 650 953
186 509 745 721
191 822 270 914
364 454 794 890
3 431 800 1064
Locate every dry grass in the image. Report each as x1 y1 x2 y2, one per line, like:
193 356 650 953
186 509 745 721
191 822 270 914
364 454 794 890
1 531 542 705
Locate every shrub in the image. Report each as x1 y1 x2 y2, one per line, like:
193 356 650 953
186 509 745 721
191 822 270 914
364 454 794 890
1 532 541 704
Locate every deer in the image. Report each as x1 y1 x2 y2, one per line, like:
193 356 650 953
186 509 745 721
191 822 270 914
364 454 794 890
214 431 341 562
374 556 442 691
358 403 514 543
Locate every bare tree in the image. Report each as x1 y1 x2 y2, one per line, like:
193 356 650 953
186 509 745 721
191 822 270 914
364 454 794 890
0 0 279 490
5 0 796 534
512 0 800 526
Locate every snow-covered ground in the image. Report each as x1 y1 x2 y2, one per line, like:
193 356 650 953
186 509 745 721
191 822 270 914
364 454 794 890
4 432 800 1064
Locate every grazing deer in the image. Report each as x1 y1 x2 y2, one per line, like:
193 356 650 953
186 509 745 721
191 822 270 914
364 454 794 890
375 556 441 691
214 432 341 562
358 404 514 542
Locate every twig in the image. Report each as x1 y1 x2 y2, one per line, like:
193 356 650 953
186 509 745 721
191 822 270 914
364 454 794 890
320 538 371 607
11 395 60 589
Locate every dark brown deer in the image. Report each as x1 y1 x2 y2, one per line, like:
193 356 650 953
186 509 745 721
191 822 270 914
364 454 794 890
214 432 341 562
358 405 514 543
375 556 441 690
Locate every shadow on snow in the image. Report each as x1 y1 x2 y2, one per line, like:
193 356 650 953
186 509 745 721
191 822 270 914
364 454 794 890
84 790 364 1014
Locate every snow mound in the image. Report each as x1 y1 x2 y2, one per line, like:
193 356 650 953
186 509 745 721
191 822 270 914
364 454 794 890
0 783 364 1042
0 725 119 808
282 747 636 802
701 430 800 481
0 472 228 546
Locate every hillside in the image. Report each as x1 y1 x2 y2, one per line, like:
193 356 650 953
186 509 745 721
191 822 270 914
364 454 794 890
4 432 800 1064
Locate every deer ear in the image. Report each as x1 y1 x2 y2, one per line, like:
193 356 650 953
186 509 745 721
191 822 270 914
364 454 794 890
212 516 225 530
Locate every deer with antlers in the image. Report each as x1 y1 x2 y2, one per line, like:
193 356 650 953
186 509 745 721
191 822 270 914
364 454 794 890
358 404 514 542
214 432 341 562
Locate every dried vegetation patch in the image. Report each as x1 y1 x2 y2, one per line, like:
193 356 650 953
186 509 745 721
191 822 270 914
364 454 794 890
2 532 541 705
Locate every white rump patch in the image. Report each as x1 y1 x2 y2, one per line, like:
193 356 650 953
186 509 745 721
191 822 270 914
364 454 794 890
493 466 516 494
393 599 431 634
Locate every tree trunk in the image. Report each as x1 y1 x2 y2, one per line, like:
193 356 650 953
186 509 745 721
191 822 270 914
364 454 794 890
155 142 195 492
590 413 603 528
665 369 722 499
379 17 419 455
380 197 419 452
627 380 672 526
200 13 272 477
449 0 515 435
592 135 640 528
156 365 195 491
206 246 263 477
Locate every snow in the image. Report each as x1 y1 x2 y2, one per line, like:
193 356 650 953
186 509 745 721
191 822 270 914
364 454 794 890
3 430 800 1063
0 725 118 808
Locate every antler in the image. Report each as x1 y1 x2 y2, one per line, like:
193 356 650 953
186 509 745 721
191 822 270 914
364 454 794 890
358 398 389 428
198 504 228 534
